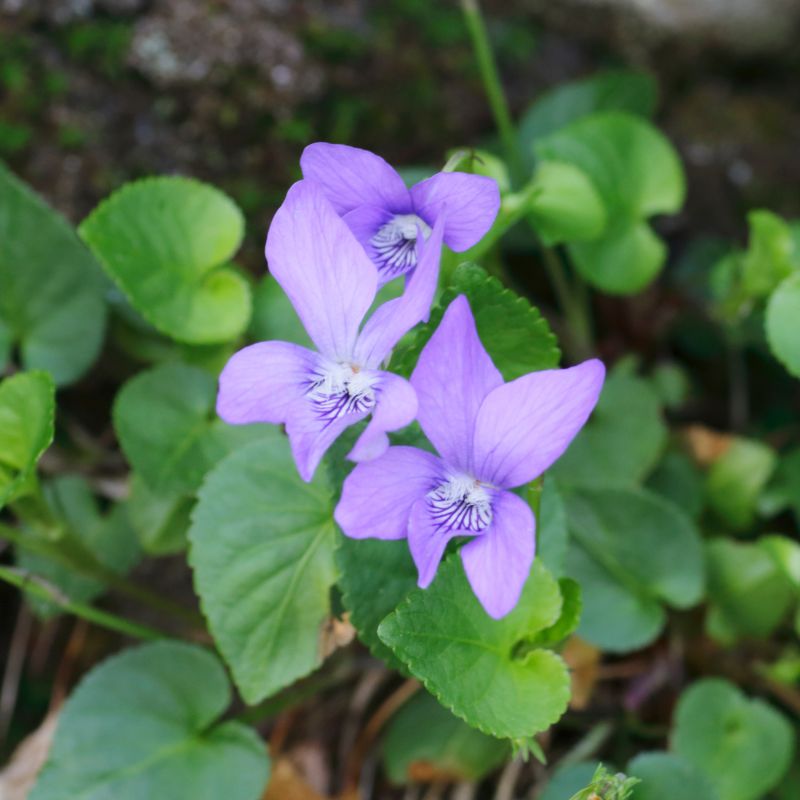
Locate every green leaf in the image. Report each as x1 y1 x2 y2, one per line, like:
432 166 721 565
113 362 266 495
189 431 337 704
18 476 141 617
30 641 269 800
518 68 657 157
382 691 508 783
528 161 607 245
392 263 560 381
0 163 107 385
563 487 705 652
249 275 312 348
766 273 800 378
335 535 417 669
535 477 569 577
672 679 795 800
705 437 776 531
0 370 54 510
761 448 800 523
79 177 250 344
741 210 797 298
535 112 685 294
646 451 704 519
128 474 193 555
628 753 719 800
379 559 571 740
540 762 602 800
705 539 794 643
552 371 667 489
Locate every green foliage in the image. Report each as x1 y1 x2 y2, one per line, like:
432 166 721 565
569 764 640 800
0 163 107 385
0 370 54 510
80 177 251 345
766 272 800 377
250 275 312 347
761 448 800 523
534 477 569 577
382 691 509 783
628 753 719 800
379 559 572 740
127 475 193 555
189 432 338 704
672 679 795 800
30 642 269 800
540 762 601 800
740 210 798 298
646 451 704 519
563 486 704 651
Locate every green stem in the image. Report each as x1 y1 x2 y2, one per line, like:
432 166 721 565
460 0 521 177
0 565 164 641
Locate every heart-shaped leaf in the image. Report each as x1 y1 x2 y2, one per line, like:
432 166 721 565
379 559 571 741
79 177 250 344
30 641 269 800
0 370 54 510
672 679 795 800
0 164 107 385
628 753 719 800
189 431 337 703
766 273 800 378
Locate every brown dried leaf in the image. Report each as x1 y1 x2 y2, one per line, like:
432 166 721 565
0 710 59 800
319 614 356 659
563 636 601 710
682 424 733 466
262 757 329 800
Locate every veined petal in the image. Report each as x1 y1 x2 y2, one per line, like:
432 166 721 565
216 341 317 425
348 372 418 463
408 497 479 589
410 295 503 470
410 172 500 252
265 180 378 361
300 143 412 216
472 359 605 489
460 490 535 619
342 203 395 278
354 214 445 368
335 446 443 540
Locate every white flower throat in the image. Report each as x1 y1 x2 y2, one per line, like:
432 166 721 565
307 361 377 425
370 214 432 278
427 473 493 533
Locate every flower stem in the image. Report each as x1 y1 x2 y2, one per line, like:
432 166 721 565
0 564 164 641
460 0 521 177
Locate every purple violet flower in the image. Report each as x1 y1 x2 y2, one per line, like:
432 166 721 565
335 295 605 619
216 179 445 482
300 143 500 285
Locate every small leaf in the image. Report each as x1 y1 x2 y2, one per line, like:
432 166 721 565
113 362 266 495
760 447 800 523
379 559 571 740
628 752 719 800
672 678 795 800
382 691 508 783
128 474 193 555
79 177 250 344
766 273 800 378
535 477 569 577
563 487 705 652
0 164 107 385
540 762 602 800
0 370 54 510
249 275 312 348
30 641 269 800
189 431 337 704
741 210 797 298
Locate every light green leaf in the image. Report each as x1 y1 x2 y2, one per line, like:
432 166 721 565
128 474 193 555
760 447 800 523
529 161 607 245
30 641 269 800
379 559 571 740
540 762 602 800
672 679 795 800
705 437 776 531
628 753 719 800
766 273 800 377
0 164 107 385
249 275 312 348
113 362 266 495
564 487 704 652
335 535 417 670
741 210 797 298
552 371 667 489
189 431 337 704
705 538 794 643
382 691 508 783
0 370 54 509
392 263 559 381
79 177 250 344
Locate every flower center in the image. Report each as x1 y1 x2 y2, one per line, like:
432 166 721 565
370 214 432 279
427 473 493 533
307 362 377 426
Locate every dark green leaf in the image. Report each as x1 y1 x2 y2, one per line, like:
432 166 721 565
628 752 719 800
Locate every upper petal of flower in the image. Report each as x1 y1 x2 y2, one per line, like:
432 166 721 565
410 295 503 470
216 340 318 425
472 359 606 489
410 172 500 252
354 213 445 369
335 446 444 540
300 143 412 216
265 180 378 361
460 489 535 619
347 372 418 463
